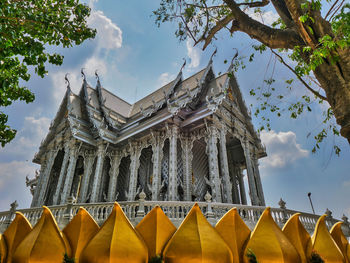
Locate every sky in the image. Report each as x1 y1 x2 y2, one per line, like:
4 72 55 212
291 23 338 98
0 0 349 220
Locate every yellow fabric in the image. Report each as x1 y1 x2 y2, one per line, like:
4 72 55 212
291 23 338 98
135 206 176 258
312 215 344 263
282 213 312 263
215 208 251 263
243 207 300 263
80 202 148 263
0 234 7 263
12 206 71 263
163 203 233 263
330 222 349 263
63 207 99 263
3 212 32 263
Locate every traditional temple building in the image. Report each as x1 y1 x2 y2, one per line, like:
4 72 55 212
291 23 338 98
28 55 267 208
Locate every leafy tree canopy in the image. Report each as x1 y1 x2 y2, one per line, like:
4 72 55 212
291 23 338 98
0 0 96 146
154 0 350 153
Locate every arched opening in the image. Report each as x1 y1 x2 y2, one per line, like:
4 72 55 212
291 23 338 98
137 146 153 200
159 138 169 200
44 149 65 205
177 139 184 201
191 138 209 201
70 156 84 199
100 156 111 202
116 155 131 201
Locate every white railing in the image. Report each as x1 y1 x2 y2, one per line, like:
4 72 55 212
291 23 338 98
0 200 348 237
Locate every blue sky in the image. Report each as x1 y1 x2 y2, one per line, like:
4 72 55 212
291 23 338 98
0 0 349 220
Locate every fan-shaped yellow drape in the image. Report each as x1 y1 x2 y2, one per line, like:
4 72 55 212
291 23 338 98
135 206 176 258
3 212 32 263
0 234 7 263
12 206 71 263
215 208 251 263
282 213 312 263
312 215 344 263
330 222 349 263
80 202 148 263
243 207 300 263
63 207 99 263
163 203 233 263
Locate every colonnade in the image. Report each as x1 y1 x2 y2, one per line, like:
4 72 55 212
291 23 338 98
31 123 265 208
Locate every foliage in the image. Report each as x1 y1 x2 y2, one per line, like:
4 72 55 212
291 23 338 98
246 248 258 263
309 250 325 263
63 253 75 263
0 0 96 146
149 255 163 263
154 0 350 151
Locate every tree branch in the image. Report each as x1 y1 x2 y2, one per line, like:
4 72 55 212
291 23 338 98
222 0 304 49
271 49 327 101
236 0 270 8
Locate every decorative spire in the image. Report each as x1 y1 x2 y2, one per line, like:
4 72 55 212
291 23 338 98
95 70 100 84
180 58 186 72
209 47 217 63
228 48 239 72
65 73 71 92
81 68 86 82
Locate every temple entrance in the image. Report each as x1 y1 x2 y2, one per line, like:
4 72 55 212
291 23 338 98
70 156 84 200
44 149 64 205
137 146 153 200
100 156 111 202
177 139 184 201
116 156 131 201
160 139 169 200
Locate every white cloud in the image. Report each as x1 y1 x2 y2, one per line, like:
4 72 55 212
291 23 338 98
88 10 122 51
0 161 35 210
157 72 175 87
260 130 308 169
186 39 200 69
245 9 279 26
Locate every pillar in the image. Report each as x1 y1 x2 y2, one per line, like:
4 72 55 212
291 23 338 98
60 146 79 204
181 135 193 201
242 139 259 206
168 125 178 201
151 133 164 201
238 171 247 205
206 125 222 203
78 150 95 203
107 153 122 202
127 144 142 201
53 144 70 205
219 125 232 203
90 141 105 203
36 149 59 206
252 152 266 206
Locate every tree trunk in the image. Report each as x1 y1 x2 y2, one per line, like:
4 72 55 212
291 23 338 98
313 52 350 144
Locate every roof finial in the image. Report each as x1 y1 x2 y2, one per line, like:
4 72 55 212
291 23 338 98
65 73 71 91
180 58 186 72
95 69 100 83
81 68 86 81
229 48 239 71
209 47 217 63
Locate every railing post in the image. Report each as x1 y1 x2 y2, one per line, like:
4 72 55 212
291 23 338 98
325 208 335 228
135 191 146 225
341 214 350 238
205 192 215 226
59 196 74 230
278 198 288 228
0 201 18 233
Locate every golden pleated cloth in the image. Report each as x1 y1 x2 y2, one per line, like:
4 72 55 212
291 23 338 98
80 202 148 263
12 206 71 263
243 207 300 263
215 208 251 263
63 207 99 263
135 206 176 258
3 212 32 263
330 222 349 263
0 234 7 263
163 203 233 263
312 215 344 263
282 213 312 263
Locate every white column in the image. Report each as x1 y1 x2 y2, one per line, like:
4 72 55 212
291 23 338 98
60 147 79 204
168 125 178 201
219 126 232 203
90 142 105 203
108 153 122 202
53 144 70 205
181 135 193 201
151 133 164 201
127 144 142 201
31 156 48 207
242 139 259 206
78 150 95 203
37 149 59 206
252 153 266 206
206 125 222 203
238 171 247 205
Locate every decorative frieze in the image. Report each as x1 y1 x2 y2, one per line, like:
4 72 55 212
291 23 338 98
168 125 179 201
90 141 106 203
181 134 194 201
127 143 142 201
78 150 96 203
107 152 122 202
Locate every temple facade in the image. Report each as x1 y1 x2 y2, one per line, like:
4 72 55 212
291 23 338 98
28 56 267 208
